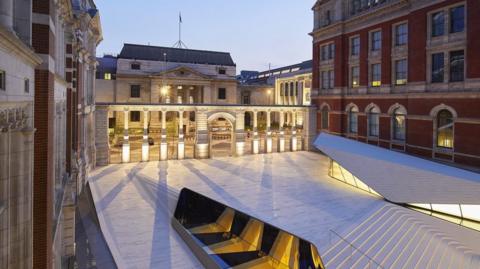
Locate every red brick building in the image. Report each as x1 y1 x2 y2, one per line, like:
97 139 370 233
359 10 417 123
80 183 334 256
311 0 480 168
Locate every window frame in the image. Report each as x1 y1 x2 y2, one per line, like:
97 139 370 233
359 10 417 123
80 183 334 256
218 68 227 75
24 78 30 93
371 30 382 51
104 73 112 80
351 36 360 56
130 111 141 122
367 108 380 137
131 63 141 70
395 23 408 46
436 109 454 149
351 66 360 88
130 84 141 98
431 11 445 37
449 5 465 34
431 52 445 83
392 108 406 141
371 63 381 87
449 50 464 82
218 88 227 100
395 59 407 85
0 70 5 91
348 107 359 134
321 106 329 130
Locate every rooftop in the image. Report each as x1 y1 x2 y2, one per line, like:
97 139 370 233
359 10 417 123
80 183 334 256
118 43 236 66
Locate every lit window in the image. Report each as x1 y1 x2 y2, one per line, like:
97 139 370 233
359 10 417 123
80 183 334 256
436 109 454 148
321 106 329 129
218 88 226 100
351 66 359 88
130 111 140 122
431 53 445 83
130 85 141 98
395 23 408 46
392 108 406 141
449 50 464 82
24 78 29 93
348 106 358 134
450 5 464 33
371 31 381 51
351 37 360 56
371 64 381 87
0 70 5 90
104 73 112 80
395 59 407 85
368 107 380 137
432 11 444 37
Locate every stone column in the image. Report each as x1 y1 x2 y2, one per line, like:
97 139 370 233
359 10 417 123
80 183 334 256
265 110 272 153
0 0 13 31
235 110 246 156
298 81 304 106
252 111 259 154
95 106 110 166
278 111 285 152
122 109 130 163
291 110 298 152
160 110 168 161
303 107 318 151
195 109 209 158
142 109 149 162
177 110 185 160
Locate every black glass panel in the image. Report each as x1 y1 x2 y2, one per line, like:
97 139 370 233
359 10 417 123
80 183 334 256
173 188 325 269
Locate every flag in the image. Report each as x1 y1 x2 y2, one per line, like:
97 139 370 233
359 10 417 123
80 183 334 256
179 13 182 23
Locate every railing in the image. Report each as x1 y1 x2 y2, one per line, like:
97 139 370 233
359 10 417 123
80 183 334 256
329 229 384 269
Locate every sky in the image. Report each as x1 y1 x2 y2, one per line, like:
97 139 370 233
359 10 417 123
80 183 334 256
95 0 315 73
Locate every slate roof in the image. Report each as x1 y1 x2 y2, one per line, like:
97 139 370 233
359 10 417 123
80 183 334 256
96 55 117 73
118 43 236 66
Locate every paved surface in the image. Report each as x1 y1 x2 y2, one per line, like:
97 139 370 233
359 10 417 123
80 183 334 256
88 152 386 269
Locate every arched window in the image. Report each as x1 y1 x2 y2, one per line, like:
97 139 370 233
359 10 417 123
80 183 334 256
321 106 329 129
368 106 380 137
348 106 359 134
392 107 406 141
436 109 454 148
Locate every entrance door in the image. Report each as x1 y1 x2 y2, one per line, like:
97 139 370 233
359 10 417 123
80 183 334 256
209 118 234 158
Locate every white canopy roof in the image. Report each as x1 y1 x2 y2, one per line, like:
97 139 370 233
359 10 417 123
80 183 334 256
314 133 480 204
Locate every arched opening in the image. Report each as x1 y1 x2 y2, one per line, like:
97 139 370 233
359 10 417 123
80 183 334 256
367 106 380 137
436 109 454 148
320 105 329 130
347 106 359 134
392 107 406 141
208 114 235 158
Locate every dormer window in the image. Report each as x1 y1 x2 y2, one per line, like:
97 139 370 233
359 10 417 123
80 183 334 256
218 68 226 75
131 63 141 70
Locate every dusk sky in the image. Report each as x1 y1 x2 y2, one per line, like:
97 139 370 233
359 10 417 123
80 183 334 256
95 0 314 73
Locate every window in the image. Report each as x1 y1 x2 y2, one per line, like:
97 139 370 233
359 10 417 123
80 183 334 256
108 118 116 129
395 23 408 46
321 106 329 129
130 85 141 98
450 50 464 82
351 66 359 88
218 88 226 100
371 31 381 51
450 5 464 33
0 70 5 90
351 37 360 56
242 93 250 104
395 59 407 85
371 64 381 87
130 111 140 122
368 107 380 137
321 43 335 61
24 79 29 93
280 83 285 96
218 68 226 75
392 108 406 141
131 63 141 70
431 53 444 83
432 11 444 37
290 82 295 96
348 107 358 134
104 73 112 80
322 71 334 89
436 110 454 148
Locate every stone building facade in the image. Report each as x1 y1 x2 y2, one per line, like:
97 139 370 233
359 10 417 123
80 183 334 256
95 45 317 164
311 0 480 168
0 1 42 267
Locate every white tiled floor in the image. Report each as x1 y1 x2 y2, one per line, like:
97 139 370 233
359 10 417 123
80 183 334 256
88 152 388 269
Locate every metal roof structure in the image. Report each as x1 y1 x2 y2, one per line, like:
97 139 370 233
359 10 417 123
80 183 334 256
118 43 236 66
314 133 480 204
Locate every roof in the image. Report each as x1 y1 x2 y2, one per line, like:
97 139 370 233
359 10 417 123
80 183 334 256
96 56 117 73
118 43 236 66
314 133 480 204
241 60 312 85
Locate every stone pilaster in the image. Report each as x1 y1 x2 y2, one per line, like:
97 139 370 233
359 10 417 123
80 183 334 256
278 111 285 152
303 107 318 151
235 110 246 156
195 110 209 158
142 109 149 162
94 107 109 166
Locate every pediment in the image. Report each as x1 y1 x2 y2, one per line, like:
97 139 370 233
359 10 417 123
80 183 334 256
153 66 212 80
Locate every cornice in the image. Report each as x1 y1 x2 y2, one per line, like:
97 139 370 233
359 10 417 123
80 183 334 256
0 27 42 66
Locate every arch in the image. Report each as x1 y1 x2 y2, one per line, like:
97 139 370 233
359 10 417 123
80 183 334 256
207 111 236 124
319 102 331 111
345 102 359 112
434 107 455 149
387 103 407 115
430 104 458 118
364 103 381 114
